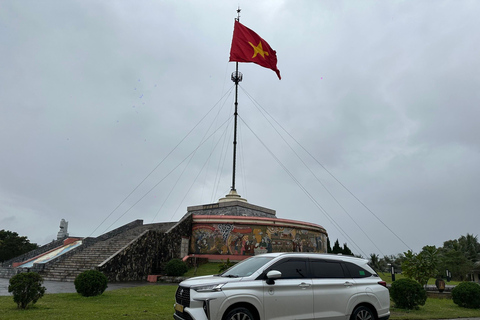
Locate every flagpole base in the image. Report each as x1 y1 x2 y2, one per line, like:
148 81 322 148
219 190 247 203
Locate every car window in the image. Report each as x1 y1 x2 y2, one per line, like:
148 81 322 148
344 262 372 278
268 258 308 279
222 256 273 277
310 260 345 278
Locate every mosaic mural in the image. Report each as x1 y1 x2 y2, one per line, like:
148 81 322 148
191 223 327 256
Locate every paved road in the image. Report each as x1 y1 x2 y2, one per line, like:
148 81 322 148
0 277 174 296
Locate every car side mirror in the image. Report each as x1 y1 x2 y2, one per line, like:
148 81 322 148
266 270 282 285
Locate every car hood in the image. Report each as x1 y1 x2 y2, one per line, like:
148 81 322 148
179 275 244 288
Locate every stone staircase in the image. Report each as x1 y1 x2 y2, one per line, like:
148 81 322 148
0 266 19 279
40 223 173 282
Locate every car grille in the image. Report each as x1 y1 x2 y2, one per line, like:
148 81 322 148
175 286 190 308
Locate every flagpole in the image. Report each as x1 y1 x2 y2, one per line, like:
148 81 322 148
223 9 280 201
230 8 242 192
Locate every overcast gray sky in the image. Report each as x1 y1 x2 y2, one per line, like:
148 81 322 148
1 1 479 257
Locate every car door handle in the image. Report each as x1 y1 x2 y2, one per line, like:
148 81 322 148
299 282 311 289
344 281 353 287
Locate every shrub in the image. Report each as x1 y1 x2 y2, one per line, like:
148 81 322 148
8 272 46 309
74 270 108 297
390 278 427 309
165 259 188 276
452 282 480 309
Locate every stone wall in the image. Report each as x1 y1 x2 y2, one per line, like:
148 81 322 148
98 214 193 282
93 219 144 242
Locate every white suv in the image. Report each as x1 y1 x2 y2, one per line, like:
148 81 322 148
174 252 390 320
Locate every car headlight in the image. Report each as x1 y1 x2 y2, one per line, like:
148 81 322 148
193 283 226 292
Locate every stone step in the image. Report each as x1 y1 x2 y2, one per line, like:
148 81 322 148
44 270 89 276
65 255 110 259
43 276 76 282
42 268 92 278
46 267 91 272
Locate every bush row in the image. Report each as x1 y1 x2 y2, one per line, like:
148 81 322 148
390 278 480 310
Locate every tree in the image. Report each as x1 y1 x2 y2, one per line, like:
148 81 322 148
438 248 472 281
342 243 353 256
330 239 354 256
438 235 477 281
332 239 342 254
383 253 405 273
458 234 480 262
326 237 332 253
0 230 38 263
402 245 439 288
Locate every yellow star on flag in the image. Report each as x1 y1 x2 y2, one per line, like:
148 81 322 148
248 41 269 59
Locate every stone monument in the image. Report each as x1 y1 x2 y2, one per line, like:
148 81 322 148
57 219 69 240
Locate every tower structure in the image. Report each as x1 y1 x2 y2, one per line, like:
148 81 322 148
183 10 327 261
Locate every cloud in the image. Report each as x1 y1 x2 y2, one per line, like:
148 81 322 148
0 0 479 257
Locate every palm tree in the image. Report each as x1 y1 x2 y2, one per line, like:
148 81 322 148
458 233 480 262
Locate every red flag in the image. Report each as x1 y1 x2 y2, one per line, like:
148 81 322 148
229 20 281 80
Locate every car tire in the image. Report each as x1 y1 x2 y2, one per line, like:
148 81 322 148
223 307 256 320
351 306 375 320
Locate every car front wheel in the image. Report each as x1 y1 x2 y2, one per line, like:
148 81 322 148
351 306 375 320
224 307 255 320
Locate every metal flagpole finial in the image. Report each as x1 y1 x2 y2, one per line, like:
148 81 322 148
236 7 241 21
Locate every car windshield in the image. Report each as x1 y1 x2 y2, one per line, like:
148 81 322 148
221 256 273 278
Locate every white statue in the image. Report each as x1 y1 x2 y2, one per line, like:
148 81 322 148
57 219 69 239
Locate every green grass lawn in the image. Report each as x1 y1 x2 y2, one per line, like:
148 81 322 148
391 298 480 319
2 284 480 320
2 283 480 320
184 262 223 277
0 285 177 320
